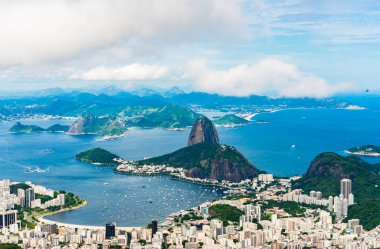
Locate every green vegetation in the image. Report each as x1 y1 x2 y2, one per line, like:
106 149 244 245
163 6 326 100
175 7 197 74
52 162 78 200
225 192 256 200
10 183 31 194
45 124 70 132
69 114 126 136
0 243 22 249
8 122 69 133
124 104 200 129
181 212 203 221
214 114 248 126
345 145 380 156
9 122 44 133
76 148 122 166
208 204 244 226
35 193 53 204
258 200 324 217
292 152 380 230
137 142 261 182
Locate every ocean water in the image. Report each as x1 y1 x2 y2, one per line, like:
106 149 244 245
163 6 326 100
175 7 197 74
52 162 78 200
0 108 379 226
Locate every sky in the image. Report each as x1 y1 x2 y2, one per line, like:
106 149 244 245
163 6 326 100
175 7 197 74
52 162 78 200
0 0 379 98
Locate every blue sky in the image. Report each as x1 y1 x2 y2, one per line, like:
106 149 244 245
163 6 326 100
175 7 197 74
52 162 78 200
0 0 379 97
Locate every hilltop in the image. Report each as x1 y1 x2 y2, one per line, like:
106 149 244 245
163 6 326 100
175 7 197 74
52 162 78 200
68 114 126 136
136 117 260 182
9 122 69 133
76 148 122 166
292 152 380 230
9 122 45 133
137 142 260 182
124 104 200 129
187 116 219 146
214 114 249 127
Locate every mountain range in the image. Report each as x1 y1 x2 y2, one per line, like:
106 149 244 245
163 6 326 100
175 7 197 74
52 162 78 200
0 87 354 121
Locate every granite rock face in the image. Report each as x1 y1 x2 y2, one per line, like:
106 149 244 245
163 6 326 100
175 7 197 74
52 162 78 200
187 117 219 146
67 114 125 136
67 114 96 134
184 145 260 182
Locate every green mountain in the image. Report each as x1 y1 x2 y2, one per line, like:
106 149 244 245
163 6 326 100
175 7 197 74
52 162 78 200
214 114 249 126
292 152 380 230
9 122 45 133
137 142 260 182
124 104 200 129
45 124 70 132
68 114 126 136
8 122 71 133
345 145 380 157
136 116 260 182
76 148 122 166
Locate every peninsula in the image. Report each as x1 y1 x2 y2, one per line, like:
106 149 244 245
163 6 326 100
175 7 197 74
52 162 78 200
344 145 380 157
214 114 249 127
119 117 261 183
76 148 122 166
77 117 261 183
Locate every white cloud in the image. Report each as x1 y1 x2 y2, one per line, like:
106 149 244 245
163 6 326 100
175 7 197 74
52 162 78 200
0 0 248 66
72 64 168 81
186 58 353 98
247 0 380 44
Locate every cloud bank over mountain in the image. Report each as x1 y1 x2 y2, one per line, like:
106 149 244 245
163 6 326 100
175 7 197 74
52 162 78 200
72 64 168 81
186 58 353 98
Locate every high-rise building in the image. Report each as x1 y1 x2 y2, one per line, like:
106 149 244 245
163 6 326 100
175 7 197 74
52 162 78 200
25 188 35 208
151 220 158 238
17 189 26 207
0 210 18 229
42 223 58 234
105 222 116 239
328 196 334 212
340 179 352 199
348 193 354 205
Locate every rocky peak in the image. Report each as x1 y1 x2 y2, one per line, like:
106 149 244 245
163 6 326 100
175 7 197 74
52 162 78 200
67 113 96 134
187 117 219 146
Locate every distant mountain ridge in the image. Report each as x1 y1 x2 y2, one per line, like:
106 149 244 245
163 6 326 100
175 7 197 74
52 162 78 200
0 87 353 120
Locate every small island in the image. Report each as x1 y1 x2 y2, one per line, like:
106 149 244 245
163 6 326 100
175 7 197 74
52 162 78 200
76 148 122 166
214 114 249 127
9 122 45 133
8 122 70 133
344 145 380 157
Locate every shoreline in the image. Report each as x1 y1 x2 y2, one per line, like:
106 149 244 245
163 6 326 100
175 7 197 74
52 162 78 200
344 150 380 157
35 200 88 221
35 201 144 231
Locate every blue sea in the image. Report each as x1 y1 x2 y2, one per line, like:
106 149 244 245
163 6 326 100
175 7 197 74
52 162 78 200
0 108 379 226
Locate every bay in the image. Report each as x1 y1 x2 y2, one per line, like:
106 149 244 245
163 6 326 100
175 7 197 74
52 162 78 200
0 108 379 226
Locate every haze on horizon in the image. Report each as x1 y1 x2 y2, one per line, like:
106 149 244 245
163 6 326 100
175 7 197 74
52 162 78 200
0 0 379 98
